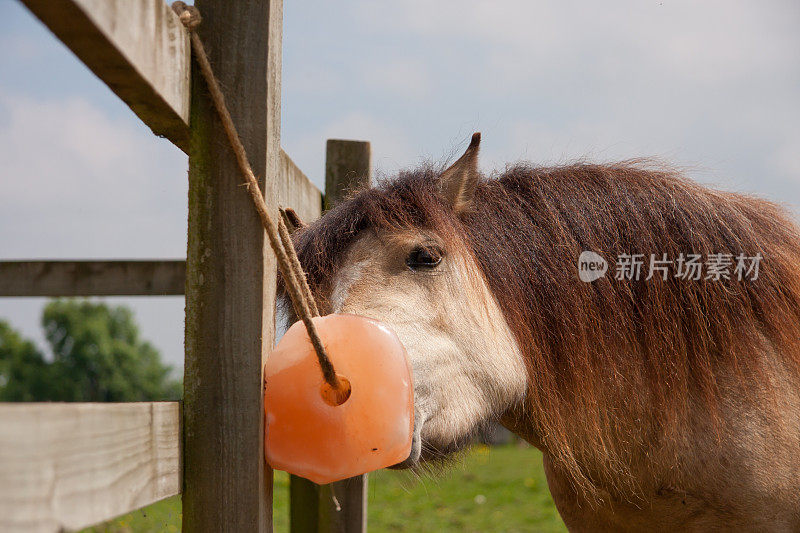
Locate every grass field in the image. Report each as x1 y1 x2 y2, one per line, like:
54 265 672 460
84 444 567 532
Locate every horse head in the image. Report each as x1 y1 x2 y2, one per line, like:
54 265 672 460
285 133 528 469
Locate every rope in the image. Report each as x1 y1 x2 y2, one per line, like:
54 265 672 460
278 210 320 317
172 2 340 391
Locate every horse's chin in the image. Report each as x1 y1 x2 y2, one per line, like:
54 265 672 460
386 411 475 471
389 435 468 471
388 414 471 471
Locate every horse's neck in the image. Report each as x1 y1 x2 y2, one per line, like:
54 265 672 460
499 404 544 449
501 342 800 526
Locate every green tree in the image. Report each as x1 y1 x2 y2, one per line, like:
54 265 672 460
0 300 181 402
0 321 53 401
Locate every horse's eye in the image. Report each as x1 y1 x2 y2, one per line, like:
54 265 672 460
406 246 443 270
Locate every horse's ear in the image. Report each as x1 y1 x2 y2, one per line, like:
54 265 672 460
280 207 307 233
438 132 480 214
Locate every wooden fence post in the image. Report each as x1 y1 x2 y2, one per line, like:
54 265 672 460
290 139 372 533
323 140 373 211
183 0 282 531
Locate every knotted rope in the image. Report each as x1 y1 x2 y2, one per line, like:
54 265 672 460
172 2 338 390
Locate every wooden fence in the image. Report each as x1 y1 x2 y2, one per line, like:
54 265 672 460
0 1 372 531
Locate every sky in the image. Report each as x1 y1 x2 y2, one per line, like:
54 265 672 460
1 0 799 371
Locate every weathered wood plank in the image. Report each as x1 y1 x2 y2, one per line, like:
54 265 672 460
20 0 191 152
0 402 180 533
183 0 282 531
0 157 315 296
278 149 323 223
320 139 372 533
282 154 323 532
291 139 372 533
0 260 186 297
323 140 372 211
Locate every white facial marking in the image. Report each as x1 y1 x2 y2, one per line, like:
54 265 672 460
329 230 527 462
329 256 368 313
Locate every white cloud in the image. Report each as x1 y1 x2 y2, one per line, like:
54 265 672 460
0 91 188 368
771 134 800 182
366 59 431 100
282 111 419 187
0 91 187 258
0 32 45 61
344 0 800 205
283 63 344 97
357 1 798 82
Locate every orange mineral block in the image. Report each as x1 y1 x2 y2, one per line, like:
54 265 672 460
264 314 414 484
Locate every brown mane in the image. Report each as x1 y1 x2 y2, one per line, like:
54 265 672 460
290 161 800 494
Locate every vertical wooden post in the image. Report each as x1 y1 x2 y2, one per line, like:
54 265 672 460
183 0 282 531
323 140 373 211
290 139 372 533
323 141 372 533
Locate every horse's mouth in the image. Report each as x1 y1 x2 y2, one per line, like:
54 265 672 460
388 412 488 471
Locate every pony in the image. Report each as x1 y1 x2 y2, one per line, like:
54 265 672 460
282 133 800 531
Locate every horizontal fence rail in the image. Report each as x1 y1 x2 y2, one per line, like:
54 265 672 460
0 260 186 297
20 1 326 169
22 0 191 152
0 154 320 298
278 150 323 224
0 402 181 533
